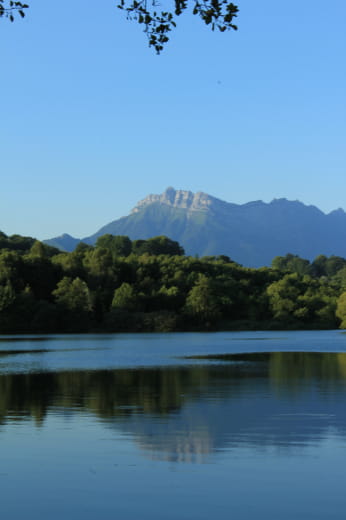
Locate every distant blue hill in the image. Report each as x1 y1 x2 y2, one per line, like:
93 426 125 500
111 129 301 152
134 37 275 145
44 233 80 252
44 187 346 267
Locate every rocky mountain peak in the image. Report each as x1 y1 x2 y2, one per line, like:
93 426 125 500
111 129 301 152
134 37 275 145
131 187 217 214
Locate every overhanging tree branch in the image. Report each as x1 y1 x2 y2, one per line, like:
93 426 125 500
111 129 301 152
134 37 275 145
118 0 238 53
1 0 238 53
0 1 28 21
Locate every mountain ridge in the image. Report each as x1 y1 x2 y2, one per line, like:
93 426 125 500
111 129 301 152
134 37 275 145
44 188 346 266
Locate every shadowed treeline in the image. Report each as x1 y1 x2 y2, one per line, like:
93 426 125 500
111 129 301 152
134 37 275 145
2 232 346 332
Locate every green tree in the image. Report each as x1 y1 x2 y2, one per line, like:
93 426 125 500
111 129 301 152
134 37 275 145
158 285 181 311
52 276 93 331
83 247 115 283
74 242 93 254
267 273 338 327
132 236 184 256
266 273 304 321
96 235 132 258
185 273 221 324
28 240 46 259
52 252 84 278
111 282 138 311
271 254 310 276
53 277 92 313
0 231 36 253
310 255 328 277
0 280 15 311
325 256 346 277
332 266 346 291
0 251 19 283
336 292 346 329
22 254 61 301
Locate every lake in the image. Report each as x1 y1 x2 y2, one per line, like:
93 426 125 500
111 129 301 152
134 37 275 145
1 330 346 519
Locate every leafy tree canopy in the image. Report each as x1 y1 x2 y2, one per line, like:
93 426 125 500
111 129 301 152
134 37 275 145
132 235 184 256
112 282 138 311
1 231 346 333
0 0 239 54
271 254 311 276
118 0 239 53
96 235 132 258
336 292 346 329
53 276 92 313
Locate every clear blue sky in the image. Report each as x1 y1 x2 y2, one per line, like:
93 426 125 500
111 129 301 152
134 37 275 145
1 0 345 240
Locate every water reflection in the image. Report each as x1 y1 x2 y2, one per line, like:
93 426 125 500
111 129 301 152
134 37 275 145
1 352 346 463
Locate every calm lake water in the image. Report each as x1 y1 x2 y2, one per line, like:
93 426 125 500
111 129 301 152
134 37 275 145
1 330 346 519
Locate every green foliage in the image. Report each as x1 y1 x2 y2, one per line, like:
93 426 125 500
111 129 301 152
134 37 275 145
158 285 181 311
0 230 345 333
0 281 15 311
325 258 340 278
96 235 132 258
271 254 310 275
112 282 138 311
311 255 346 278
267 273 338 326
185 273 221 325
53 277 92 313
332 266 346 291
336 292 346 329
0 250 21 283
27 240 59 259
52 252 84 278
132 236 184 256
0 231 35 253
83 247 115 282
74 242 93 254
267 274 303 321
22 255 61 300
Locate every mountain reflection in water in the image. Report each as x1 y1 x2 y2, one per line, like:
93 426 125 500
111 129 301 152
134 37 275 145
1 352 346 463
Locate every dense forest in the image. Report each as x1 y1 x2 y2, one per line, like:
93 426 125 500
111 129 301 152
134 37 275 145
1 230 346 333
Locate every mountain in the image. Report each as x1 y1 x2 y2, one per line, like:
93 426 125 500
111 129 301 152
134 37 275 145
44 233 81 252
45 187 346 267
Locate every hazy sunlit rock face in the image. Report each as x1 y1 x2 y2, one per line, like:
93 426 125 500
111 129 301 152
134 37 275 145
132 187 216 213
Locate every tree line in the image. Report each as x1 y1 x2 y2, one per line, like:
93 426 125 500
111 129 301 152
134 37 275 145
1 231 346 333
